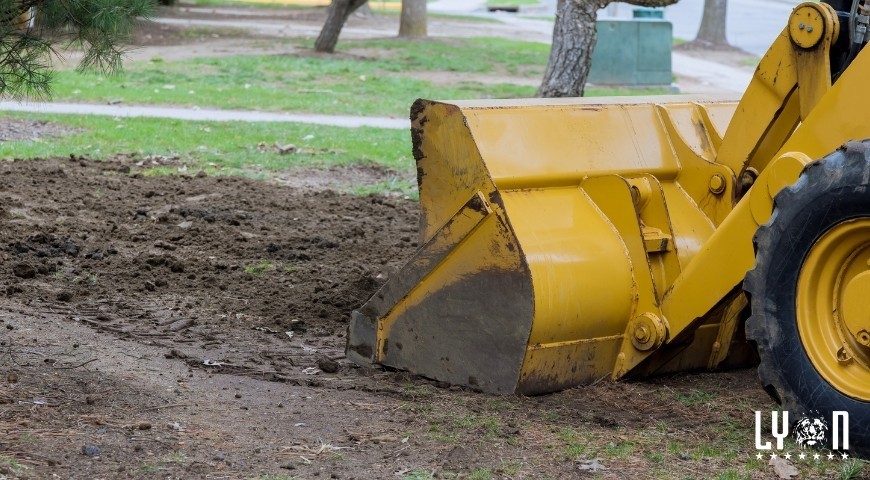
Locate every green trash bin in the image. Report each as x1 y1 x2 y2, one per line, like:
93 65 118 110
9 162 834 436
633 7 665 19
589 18 672 86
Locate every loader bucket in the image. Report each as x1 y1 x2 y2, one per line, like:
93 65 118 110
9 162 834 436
348 97 741 394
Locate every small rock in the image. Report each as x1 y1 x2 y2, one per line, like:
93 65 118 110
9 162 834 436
82 445 101 457
136 421 152 430
7 371 18 383
57 291 74 302
317 357 340 374
12 263 36 279
234 393 242 399
144 281 156 292
63 241 80 257
154 240 177 251
578 458 606 472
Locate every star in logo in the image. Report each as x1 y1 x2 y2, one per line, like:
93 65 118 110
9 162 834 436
827 453 835 460
783 452 792 460
798 452 806 460
770 453 778 459
841 452 849 460
813 453 821 461
755 453 763 460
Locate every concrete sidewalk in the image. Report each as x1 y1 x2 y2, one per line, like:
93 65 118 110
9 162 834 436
0 101 410 129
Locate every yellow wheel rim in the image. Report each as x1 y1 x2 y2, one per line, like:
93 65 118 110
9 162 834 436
797 218 870 401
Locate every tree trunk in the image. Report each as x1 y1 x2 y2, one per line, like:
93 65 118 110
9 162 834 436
693 0 729 48
314 0 369 53
538 0 678 98
537 0 598 97
399 0 426 38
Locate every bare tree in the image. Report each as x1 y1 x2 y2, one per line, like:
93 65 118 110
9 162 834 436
314 0 368 53
399 0 427 38
538 0 678 98
691 0 729 48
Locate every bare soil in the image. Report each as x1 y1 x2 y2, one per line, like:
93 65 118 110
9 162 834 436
1 156 847 480
0 119 81 143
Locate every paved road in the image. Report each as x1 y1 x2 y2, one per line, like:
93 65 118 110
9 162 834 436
430 0 801 57
663 0 798 56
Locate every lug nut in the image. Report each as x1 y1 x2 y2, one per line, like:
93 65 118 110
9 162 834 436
799 22 805 30
634 325 650 343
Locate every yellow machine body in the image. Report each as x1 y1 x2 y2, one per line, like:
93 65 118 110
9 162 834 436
348 2 870 394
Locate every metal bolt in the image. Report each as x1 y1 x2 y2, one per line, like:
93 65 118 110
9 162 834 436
709 174 727 195
799 22 805 30
807 25 814 33
634 325 650 343
859 330 870 347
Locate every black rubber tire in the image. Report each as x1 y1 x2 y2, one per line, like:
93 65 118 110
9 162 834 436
745 141 870 458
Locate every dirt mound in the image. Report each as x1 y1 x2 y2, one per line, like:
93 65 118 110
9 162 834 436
0 157 418 378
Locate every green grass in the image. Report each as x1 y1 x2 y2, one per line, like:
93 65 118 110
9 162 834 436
839 460 866 480
50 37 664 117
0 455 22 473
556 427 589 460
0 113 410 172
245 261 275 276
402 471 435 480
675 389 715 406
51 37 548 117
468 469 493 480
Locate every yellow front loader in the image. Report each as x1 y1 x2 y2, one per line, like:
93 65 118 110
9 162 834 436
349 1 870 455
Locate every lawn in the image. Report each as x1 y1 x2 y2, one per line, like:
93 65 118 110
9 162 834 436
0 112 412 181
52 37 545 117
50 37 665 117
